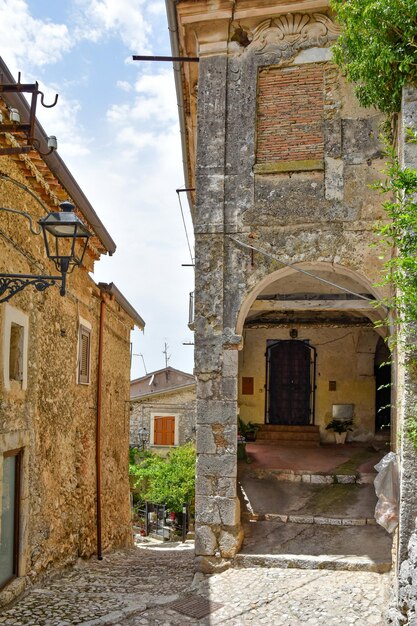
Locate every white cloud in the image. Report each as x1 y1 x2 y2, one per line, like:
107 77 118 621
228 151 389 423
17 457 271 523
74 0 152 53
116 80 132 92
0 0 194 376
107 70 178 128
147 2 165 16
0 0 72 72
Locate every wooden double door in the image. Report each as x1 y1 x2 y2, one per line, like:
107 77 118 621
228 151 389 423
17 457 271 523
266 340 316 425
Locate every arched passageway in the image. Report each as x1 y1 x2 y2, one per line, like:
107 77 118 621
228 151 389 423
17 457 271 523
236 263 393 565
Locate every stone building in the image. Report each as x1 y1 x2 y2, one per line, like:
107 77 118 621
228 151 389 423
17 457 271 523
0 59 144 606
130 367 196 452
165 0 409 567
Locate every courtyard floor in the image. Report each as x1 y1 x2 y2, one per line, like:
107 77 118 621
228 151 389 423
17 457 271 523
0 542 392 625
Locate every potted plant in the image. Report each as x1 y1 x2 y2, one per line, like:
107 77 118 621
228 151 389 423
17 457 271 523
238 417 260 442
325 418 353 444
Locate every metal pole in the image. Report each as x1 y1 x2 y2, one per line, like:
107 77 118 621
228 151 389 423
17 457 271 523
182 503 187 543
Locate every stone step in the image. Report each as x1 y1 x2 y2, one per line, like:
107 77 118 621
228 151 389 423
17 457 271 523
233 553 391 573
241 511 377 526
258 425 319 433
254 439 320 447
257 431 319 441
256 424 320 446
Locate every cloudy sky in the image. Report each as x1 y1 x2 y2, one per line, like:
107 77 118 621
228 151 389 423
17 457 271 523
0 0 195 378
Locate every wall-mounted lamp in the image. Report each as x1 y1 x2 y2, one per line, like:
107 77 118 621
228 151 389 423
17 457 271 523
138 426 149 450
0 201 91 302
290 328 298 339
0 74 59 157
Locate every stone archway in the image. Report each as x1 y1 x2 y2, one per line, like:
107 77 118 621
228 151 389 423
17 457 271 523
234 262 393 565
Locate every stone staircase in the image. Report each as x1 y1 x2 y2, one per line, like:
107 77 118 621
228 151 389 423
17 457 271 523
256 424 320 447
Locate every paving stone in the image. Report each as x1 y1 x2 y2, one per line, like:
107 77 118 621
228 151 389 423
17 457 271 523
0 541 392 625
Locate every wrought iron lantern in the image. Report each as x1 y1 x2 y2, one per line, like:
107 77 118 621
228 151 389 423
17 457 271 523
39 201 91 295
0 200 91 302
138 426 150 450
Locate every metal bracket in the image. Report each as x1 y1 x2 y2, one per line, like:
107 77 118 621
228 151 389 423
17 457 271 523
0 274 63 302
0 72 59 156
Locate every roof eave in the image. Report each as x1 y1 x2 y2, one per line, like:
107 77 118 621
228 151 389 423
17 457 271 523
165 0 194 214
0 57 116 255
99 282 145 329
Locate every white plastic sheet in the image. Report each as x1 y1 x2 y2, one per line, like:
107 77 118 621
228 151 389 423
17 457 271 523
374 451 399 533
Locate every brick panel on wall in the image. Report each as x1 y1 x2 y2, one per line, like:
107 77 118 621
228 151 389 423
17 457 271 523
256 63 324 164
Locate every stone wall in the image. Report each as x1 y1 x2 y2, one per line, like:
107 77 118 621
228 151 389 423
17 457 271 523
391 85 417 623
0 148 134 605
188 6 390 566
239 326 379 442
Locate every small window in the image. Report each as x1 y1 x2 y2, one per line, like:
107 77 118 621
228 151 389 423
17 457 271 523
78 325 91 384
153 416 175 446
3 304 28 391
9 323 24 383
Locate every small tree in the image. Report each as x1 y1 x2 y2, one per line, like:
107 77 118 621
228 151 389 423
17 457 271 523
130 443 196 514
331 0 417 113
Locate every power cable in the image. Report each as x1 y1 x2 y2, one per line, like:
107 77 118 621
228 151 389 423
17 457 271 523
229 235 383 304
176 188 194 264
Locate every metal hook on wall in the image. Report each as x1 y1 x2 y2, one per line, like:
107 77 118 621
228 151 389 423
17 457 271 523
39 91 59 109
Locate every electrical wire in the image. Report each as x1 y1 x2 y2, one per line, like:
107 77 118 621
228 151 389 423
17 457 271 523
177 188 194 264
314 332 354 346
0 171 50 214
229 236 381 304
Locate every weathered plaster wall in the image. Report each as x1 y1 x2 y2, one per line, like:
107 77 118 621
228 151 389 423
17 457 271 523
0 152 133 605
130 386 196 453
239 327 379 441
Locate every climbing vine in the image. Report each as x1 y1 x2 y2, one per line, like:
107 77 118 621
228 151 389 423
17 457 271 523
375 135 417 326
330 0 417 113
375 135 417 447
331 0 417 446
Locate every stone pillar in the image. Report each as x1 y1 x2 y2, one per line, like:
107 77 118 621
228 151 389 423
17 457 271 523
392 86 417 624
193 55 243 568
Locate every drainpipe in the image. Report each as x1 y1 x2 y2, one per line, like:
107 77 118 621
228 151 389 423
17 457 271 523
96 295 105 560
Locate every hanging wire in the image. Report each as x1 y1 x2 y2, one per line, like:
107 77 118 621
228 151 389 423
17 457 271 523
228 235 382 304
176 188 194 264
0 171 50 214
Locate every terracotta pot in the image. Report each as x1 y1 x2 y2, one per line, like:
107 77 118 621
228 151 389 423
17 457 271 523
335 432 347 444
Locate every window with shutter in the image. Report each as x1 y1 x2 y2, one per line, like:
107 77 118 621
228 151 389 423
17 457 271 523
153 416 175 446
78 325 91 384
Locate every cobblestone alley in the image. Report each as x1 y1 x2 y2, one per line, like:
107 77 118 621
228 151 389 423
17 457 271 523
0 542 392 626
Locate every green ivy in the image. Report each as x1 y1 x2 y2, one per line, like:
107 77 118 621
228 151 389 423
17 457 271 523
374 137 417 447
331 0 417 113
374 141 417 323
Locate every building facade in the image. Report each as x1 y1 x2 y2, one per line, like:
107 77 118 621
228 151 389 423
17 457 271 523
165 0 412 572
0 59 144 606
130 367 196 453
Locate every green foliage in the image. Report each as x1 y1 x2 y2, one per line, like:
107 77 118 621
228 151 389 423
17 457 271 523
374 141 417 324
331 0 417 113
129 443 196 513
408 409 417 448
325 418 354 433
374 136 417 448
237 416 259 436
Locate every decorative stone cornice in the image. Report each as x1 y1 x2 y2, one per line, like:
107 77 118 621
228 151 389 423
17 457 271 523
247 13 340 55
